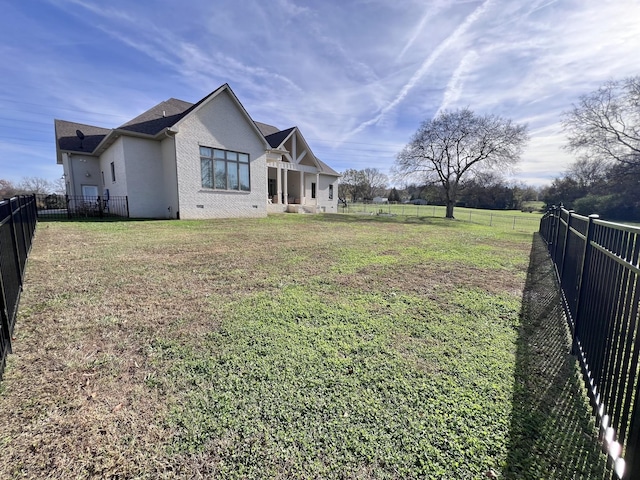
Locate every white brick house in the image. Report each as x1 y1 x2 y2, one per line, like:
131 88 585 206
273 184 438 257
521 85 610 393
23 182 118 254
54 84 339 219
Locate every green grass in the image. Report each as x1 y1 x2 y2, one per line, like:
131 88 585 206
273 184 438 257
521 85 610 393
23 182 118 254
0 214 608 478
340 204 542 233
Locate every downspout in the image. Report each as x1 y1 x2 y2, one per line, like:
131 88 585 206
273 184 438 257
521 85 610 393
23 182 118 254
66 153 76 196
165 128 179 219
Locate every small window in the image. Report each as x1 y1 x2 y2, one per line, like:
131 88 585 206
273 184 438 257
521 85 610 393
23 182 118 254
311 182 316 199
329 184 333 200
110 162 116 182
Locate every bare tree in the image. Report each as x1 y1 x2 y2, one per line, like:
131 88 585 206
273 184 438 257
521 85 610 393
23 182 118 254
339 168 388 202
566 158 608 188
395 108 528 218
563 77 640 172
339 169 365 202
19 176 53 195
0 179 19 198
360 168 388 201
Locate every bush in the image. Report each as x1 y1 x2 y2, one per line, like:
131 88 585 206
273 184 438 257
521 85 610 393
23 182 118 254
573 194 638 221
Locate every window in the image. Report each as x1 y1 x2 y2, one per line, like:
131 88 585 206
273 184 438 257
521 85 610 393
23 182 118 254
200 146 250 191
311 182 316 199
110 162 116 182
328 184 333 200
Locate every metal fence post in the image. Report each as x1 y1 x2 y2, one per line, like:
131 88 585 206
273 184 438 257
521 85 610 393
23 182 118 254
572 213 599 355
126 196 130 218
6 199 24 288
551 206 562 261
0 203 12 357
559 210 574 280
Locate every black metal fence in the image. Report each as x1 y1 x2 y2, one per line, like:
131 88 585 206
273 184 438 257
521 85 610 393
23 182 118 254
0 195 37 380
35 194 129 220
540 206 640 479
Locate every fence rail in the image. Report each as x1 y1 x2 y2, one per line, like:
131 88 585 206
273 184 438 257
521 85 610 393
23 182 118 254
540 206 640 479
35 194 129 220
0 195 37 380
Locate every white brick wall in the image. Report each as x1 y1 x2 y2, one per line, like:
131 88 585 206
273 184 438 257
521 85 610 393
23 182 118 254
121 137 169 218
161 136 179 219
174 89 268 219
317 174 339 213
99 137 127 198
65 154 101 197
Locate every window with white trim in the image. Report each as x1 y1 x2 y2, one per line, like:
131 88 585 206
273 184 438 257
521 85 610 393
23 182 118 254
200 146 250 191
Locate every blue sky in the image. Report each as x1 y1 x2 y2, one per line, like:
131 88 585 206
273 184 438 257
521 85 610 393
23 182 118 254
1 0 639 188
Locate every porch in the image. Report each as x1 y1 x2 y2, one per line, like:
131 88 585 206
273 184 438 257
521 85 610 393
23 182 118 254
266 160 320 210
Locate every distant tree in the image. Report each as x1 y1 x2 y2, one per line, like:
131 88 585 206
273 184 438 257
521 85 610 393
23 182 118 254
339 168 388 202
339 169 365 203
541 175 584 210
563 77 640 173
388 187 401 203
19 176 54 195
395 108 528 218
460 172 517 210
566 158 608 189
53 177 66 195
360 168 388 201
511 183 540 211
0 179 19 198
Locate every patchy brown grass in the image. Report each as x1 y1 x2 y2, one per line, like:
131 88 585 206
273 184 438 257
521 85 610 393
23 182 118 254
0 214 602 478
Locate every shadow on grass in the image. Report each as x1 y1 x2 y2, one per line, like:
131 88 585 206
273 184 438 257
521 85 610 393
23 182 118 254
316 212 461 226
504 234 611 479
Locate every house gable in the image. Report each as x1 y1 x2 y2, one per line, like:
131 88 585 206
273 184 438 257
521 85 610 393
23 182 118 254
53 83 339 218
173 87 270 219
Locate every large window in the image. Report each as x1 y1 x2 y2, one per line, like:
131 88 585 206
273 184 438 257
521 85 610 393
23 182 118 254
200 146 250 191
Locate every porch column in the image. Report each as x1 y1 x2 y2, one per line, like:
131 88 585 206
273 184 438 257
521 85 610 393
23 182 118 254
299 171 304 205
276 164 282 204
283 168 288 205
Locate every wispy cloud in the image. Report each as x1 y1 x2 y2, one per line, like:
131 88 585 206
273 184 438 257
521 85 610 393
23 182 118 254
342 0 494 141
397 2 447 60
436 50 479 115
2 0 640 185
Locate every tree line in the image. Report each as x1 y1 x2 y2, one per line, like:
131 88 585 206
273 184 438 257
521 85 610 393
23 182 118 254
541 77 640 221
0 177 65 198
342 75 639 221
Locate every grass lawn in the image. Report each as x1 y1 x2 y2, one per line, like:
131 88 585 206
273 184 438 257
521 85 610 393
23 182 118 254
339 204 542 233
0 214 608 478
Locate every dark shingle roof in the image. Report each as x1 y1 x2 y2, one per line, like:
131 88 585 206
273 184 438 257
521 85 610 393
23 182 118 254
264 127 295 149
55 120 110 153
317 158 340 176
255 121 280 137
54 86 337 176
117 98 194 135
